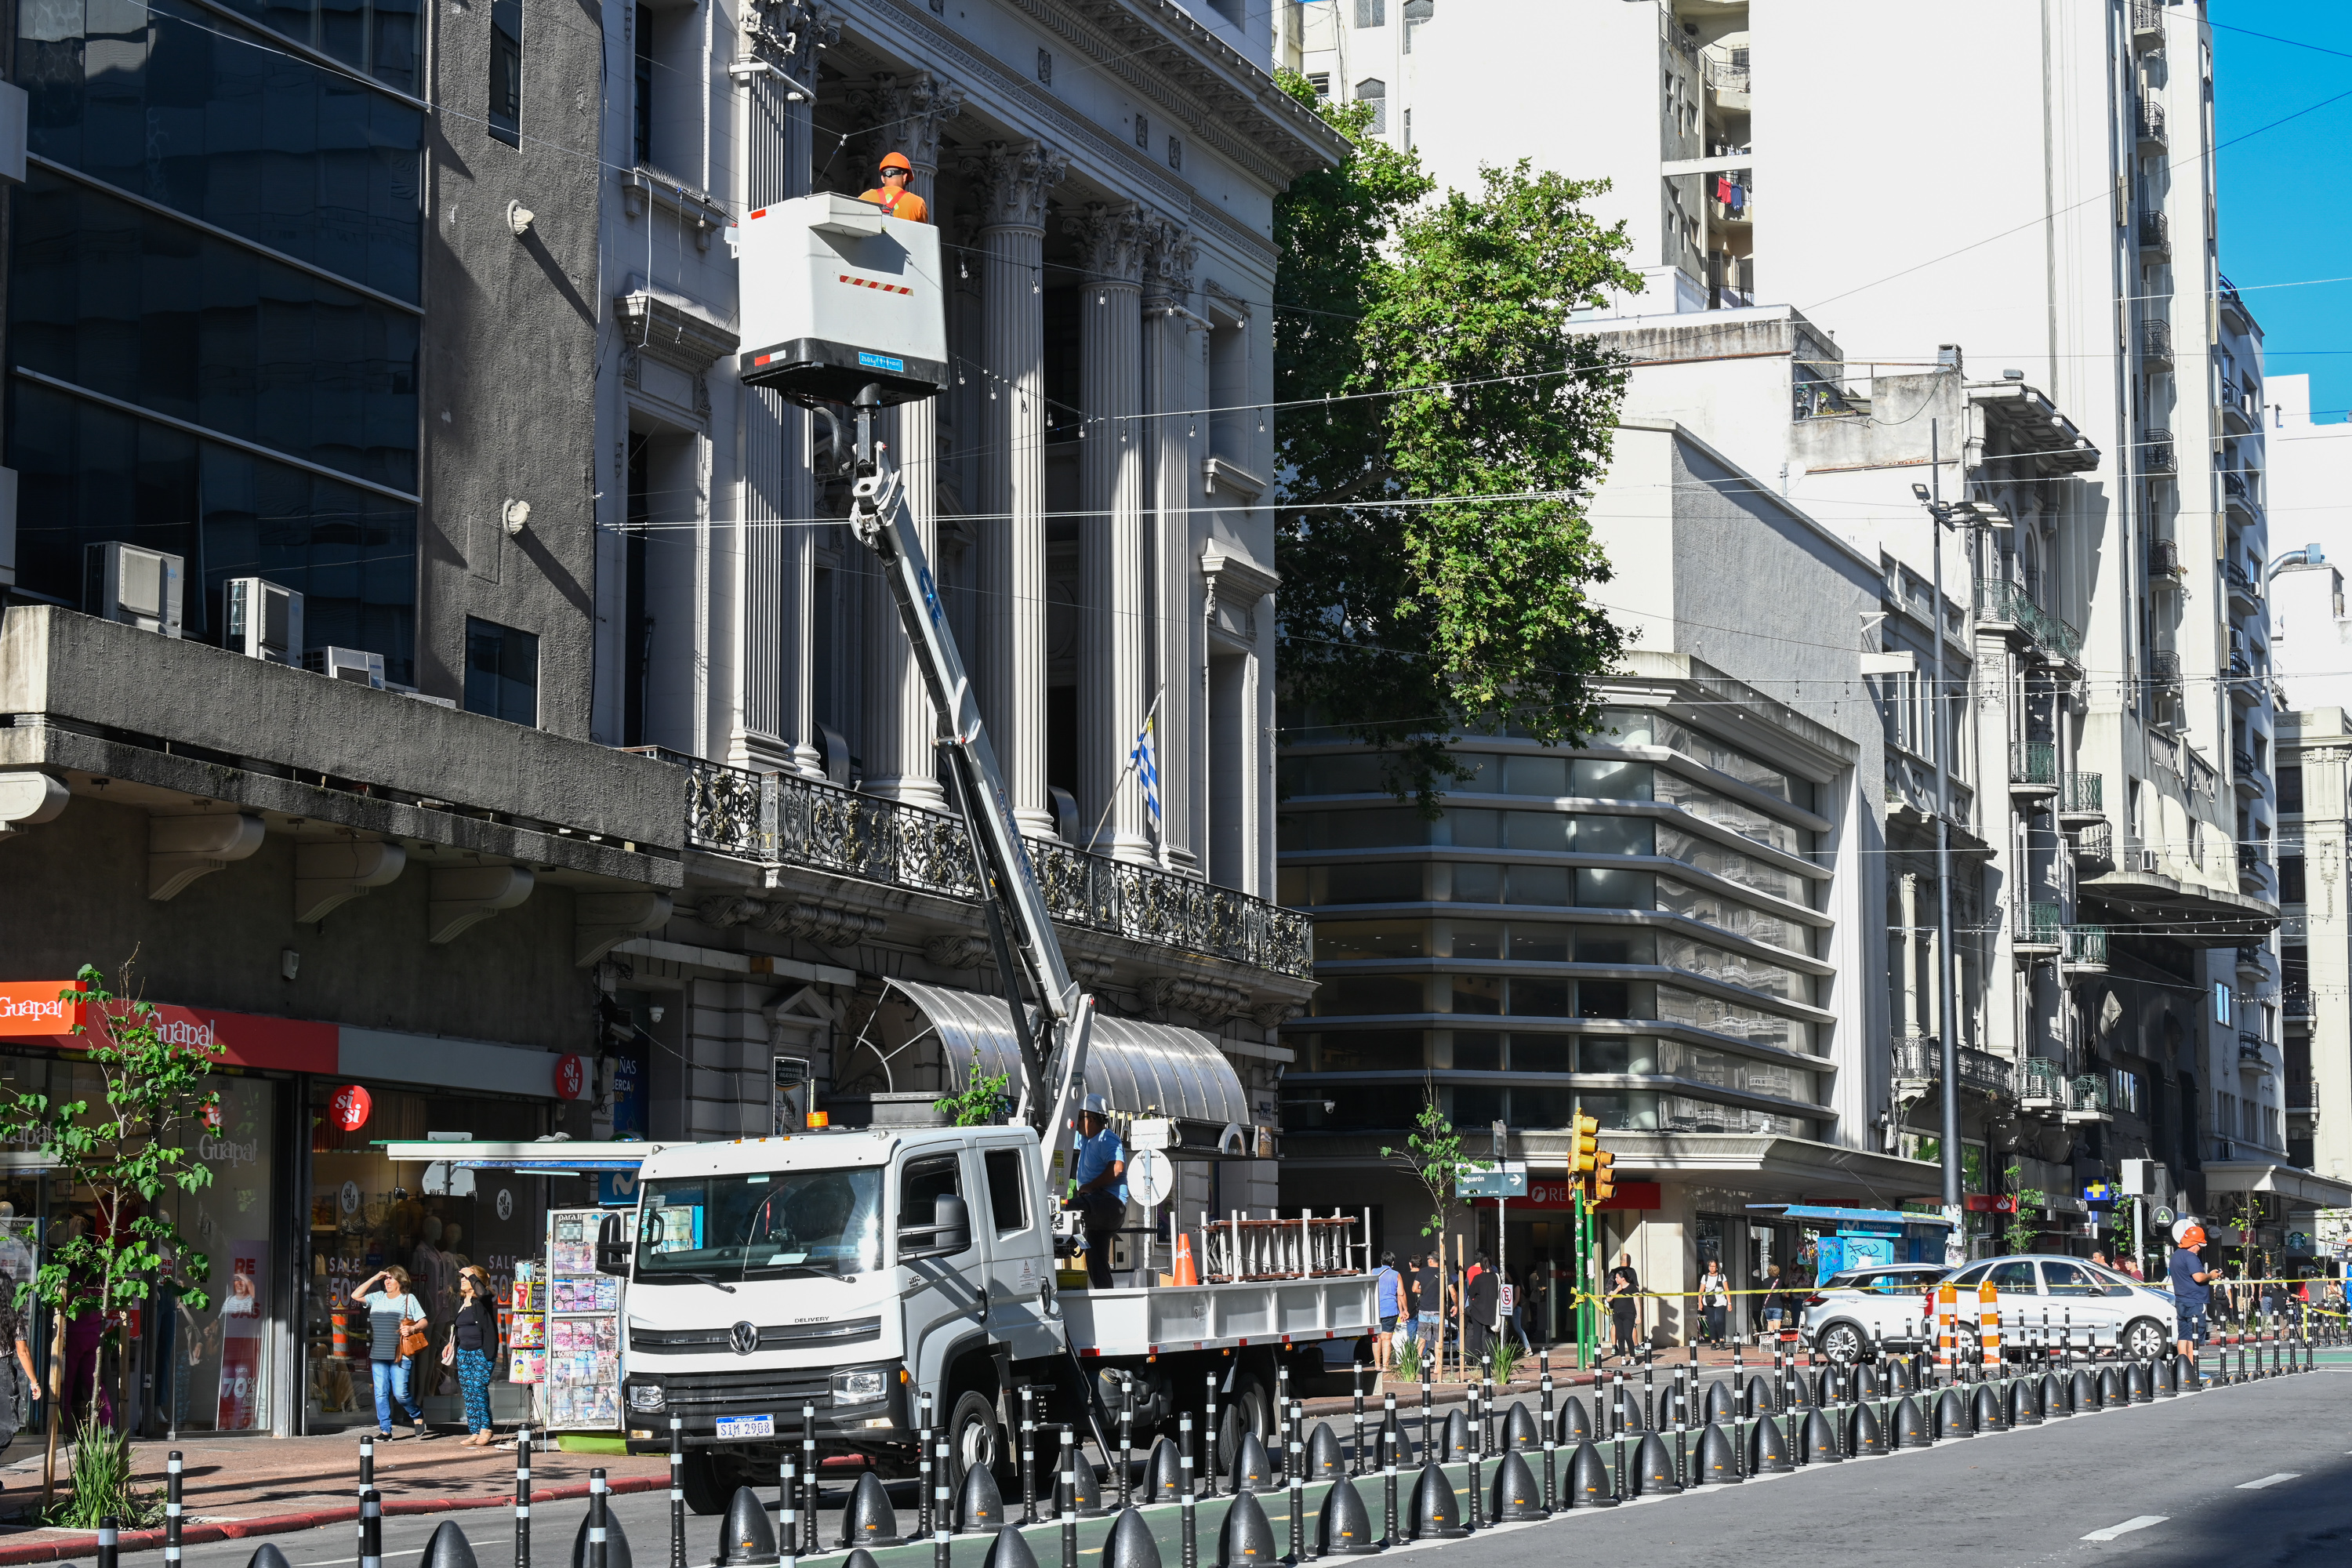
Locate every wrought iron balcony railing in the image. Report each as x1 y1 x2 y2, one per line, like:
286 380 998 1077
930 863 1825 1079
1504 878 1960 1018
1892 1037 2016 1098
2063 925 2108 967
1975 579 2083 662
2020 1056 2067 1103
2059 772 2103 816
2069 1074 2114 1112
2143 428 2176 473
2010 740 2058 788
641 750 1314 978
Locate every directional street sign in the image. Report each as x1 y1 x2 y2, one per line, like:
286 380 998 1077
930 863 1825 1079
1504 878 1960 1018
1460 1163 1528 1199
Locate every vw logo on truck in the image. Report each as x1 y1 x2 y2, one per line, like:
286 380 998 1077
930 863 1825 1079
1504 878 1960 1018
729 1321 759 1356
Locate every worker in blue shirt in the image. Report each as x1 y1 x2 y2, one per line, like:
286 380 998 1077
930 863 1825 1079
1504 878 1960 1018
2169 1220 2214 1361
1073 1094 1127 1288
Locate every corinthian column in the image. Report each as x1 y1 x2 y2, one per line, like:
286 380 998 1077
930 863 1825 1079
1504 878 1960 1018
1069 203 1152 862
1142 220 1201 869
857 72 961 808
962 141 1065 837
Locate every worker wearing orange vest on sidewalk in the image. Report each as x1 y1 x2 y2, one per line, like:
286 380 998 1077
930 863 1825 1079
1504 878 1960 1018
860 151 930 223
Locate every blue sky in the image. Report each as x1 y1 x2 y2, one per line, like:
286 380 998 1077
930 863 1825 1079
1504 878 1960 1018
2213 2 2352 420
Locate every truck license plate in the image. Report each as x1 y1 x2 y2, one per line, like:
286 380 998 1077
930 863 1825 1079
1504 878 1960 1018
717 1415 775 1439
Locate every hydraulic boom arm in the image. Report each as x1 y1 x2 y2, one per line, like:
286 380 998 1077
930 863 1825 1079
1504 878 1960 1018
841 394 1095 1177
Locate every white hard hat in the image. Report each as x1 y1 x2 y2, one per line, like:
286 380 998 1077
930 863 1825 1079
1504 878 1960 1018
2172 1214 2200 1245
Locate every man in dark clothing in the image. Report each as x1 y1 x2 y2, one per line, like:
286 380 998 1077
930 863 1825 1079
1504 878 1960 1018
2169 1222 2214 1359
1607 1252 1642 1363
1465 1251 1499 1363
1407 1250 1443 1364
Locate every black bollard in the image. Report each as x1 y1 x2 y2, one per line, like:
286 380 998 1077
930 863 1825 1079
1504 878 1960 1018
361 1490 383 1568
668 1418 687 1568
359 1433 378 1567
514 1427 533 1568
1642 1358 1656 1434
1381 1417 1400 1548
1351 1365 1366 1479
590 1471 613 1568
779 1443 799 1568
1418 1359 1433 1464
935 1431 956 1537
165 1450 183 1568
985 1529 1038 1568
1205 1377 1221 1501
1308 1421 1346 1480
800 1406 819 1558
957 1456 1006 1534
1181 1413 1198 1508
919 1393 936 1539
1466 1416 1483 1533
97 1518 118 1568
1058 1428 1078 1568
1120 1374 1135 1509
1021 1388 1040 1526
1746 1409 1792 1475
1566 1439 1617 1508
1287 1406 1308 1563
1406 1464 1467 1541
1694 1420 1740 1484
1632 1432 1679 1496
1275 1365 1291 1483
1489 1448 1544 1521
1180 1440 1199 1568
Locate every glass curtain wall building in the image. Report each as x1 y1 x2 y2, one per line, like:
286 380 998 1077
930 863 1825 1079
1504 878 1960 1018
9 0 422 679
1279 706 1837 1141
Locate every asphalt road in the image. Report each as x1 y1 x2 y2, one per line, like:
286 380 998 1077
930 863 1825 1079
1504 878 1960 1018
143 1361 2352 1568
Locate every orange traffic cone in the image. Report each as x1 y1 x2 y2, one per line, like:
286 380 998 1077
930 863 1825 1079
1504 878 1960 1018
1174 1232 1199 1286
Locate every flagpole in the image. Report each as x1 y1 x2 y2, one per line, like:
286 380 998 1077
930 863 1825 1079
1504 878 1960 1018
1083 686 1166 855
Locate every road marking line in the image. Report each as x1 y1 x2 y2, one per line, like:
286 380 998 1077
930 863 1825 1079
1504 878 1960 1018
2238 1472 2300 1490
2082 1516 2167 1542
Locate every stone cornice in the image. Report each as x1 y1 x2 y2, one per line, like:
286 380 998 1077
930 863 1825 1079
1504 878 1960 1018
840 0 1279 265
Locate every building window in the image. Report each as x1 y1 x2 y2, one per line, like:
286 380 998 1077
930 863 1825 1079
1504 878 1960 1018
634 5 654 165
2278 764 2303 813
465 618 540 726
1403 0 1432 49
1355 0 1386 26
489 0 523 147
1037 49 1053 85
1403 107 1413 150
1356 78 1387 135
1136 114 1149 148
2280 851 2306 903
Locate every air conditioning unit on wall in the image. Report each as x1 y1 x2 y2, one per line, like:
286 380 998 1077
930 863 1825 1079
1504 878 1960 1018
223 576 303 664
82 540 183 636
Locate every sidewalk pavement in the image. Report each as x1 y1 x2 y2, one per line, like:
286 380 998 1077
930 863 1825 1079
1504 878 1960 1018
0 1432 670 1565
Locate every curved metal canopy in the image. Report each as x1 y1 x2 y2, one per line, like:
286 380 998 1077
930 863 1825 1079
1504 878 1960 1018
887 978 1250 1130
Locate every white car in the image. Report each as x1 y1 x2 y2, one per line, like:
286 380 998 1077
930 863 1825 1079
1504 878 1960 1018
1916 1254 2178 1362
1802 1264 1952 1363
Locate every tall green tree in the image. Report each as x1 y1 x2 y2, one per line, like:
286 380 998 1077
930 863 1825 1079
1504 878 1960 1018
1273 75 1642 808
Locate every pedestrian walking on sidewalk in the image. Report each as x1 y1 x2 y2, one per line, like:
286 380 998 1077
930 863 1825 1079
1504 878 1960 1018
1699 1260 1730 1347
1465 1251 1498 1364
354 1265 434 1439
1758 1262 1790 1346
1373 1252 1404 1378
447 1265 500 1444
1606 1254 1641 1363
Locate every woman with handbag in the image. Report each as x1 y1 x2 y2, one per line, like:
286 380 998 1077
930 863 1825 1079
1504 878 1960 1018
354 1265 434 1439
445 1266 500 1445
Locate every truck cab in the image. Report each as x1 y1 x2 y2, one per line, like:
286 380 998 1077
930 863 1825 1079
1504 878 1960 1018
619 1123 1064 1504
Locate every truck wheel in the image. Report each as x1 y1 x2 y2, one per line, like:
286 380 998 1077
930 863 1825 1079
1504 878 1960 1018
1214 1374 1271 1478
949 1388 1004 1488
680 1450 727 1516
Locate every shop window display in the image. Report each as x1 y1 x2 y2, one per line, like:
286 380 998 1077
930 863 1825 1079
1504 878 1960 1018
306 1083 546 1428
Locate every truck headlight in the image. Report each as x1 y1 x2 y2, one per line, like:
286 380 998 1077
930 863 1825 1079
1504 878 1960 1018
830 1370 887 1403
626 1383 667 1413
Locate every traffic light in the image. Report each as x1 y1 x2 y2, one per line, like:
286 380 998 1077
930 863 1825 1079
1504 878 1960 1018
1592 1147 1617 1204
1571 1115 1599 1179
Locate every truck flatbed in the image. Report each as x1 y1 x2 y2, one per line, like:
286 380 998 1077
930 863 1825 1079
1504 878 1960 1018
1060 1275 1377 1359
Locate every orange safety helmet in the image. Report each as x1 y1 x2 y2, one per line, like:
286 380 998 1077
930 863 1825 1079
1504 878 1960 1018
2179 1224 2207 1249
879 151 913 175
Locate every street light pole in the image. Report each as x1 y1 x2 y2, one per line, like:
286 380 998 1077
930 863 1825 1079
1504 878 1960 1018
1923 421 1963 1243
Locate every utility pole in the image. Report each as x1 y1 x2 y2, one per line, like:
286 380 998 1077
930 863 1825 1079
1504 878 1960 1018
1916 419 1964 1258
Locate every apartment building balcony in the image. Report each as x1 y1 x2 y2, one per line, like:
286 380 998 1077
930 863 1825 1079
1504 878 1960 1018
2136 99 2167 149
2141 428 2176 474
2283 979 2313 1025
2009 740 2059 800
2134 212 2169 260
2225 561 2263 618
1891 1037 2016 1101
2224 470 2261 522
2063 924 2110 975
2132 0 2165 48
2232 748 2264 800
2069 818 2114 869
2056 772 2103 827
2222 387 2259 437
2220 275 2253 332
2238 1033 2270 1070
1976 579 2083 665
2013 1056 2062 1114
2064 1074 2114 1124
2237 844 2270 894
2015 899 2063 957
1700 46 1750 108
2137 314 2173 362
2236 943 2269 982
2078 830 2281 945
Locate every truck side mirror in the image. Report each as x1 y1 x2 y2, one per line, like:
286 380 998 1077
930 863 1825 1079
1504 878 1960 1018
932 1194 971 1255
596 1213 630 1276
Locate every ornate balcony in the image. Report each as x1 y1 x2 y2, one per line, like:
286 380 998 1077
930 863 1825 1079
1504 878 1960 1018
2136 212 2170 258
2137 99 2167 149
643 750 1314 978
2058 771 2103 826
2142 428 2176 474
2020 1056 2067 1112
1976 579 2082 663
2065 1074 2114 1123
2132 1 2165 48
2063 925 2109 973
2015 899 2063 956
1891 1037 2015 1100
2009 740 2059 799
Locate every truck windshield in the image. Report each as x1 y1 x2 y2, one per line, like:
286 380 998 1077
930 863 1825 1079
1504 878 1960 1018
636 1169 883 1281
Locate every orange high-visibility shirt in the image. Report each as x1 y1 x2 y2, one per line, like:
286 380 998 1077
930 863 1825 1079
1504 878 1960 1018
858 186 929 223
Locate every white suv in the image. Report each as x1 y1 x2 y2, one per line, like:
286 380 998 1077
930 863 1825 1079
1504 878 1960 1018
1802 1264 1952 1363
1915 1254 2179 1362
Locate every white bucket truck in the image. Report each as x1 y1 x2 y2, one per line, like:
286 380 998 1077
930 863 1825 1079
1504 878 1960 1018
602 192 1367 1510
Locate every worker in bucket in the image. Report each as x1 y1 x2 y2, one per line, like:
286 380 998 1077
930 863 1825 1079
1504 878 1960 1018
1072 1094 1128 1288
860 151 930 223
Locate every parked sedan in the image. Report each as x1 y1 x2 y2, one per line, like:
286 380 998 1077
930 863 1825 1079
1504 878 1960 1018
1918 1254 2177 1361
1802 1264 1952 1363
